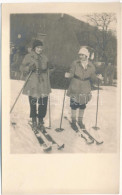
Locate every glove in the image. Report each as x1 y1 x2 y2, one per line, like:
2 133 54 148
97 74 103 81
65 72 71 78
96 74 104 85
29 63 36 72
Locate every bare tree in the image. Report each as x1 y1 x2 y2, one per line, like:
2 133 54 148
87 13 116 31
86 13 116 63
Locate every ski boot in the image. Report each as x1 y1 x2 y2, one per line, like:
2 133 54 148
32 117 39 134
71 119 79 132
38 118 45 133
38 117 44 125
78 117 85 129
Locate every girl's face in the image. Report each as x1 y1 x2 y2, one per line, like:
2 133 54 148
79 53 88 61
35 46 43 55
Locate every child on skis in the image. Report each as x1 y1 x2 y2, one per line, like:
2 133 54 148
65 46 103 132
20 40 51 133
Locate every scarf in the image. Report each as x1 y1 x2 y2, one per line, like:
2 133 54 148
80 59 88 70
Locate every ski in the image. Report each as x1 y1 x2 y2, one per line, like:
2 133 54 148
39 125 65 150
77 121 104 145
29 121 64 150
28 122 52 152
81 129 103 145
64 116 101 145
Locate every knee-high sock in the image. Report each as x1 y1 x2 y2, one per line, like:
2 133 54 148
71 109 76 121
78 108 85 120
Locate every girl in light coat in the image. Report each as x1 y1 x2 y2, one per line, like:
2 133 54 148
65 47 103 131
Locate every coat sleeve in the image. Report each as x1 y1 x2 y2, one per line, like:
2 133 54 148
48 61 55 74
69 61 76 78
90 64 99 84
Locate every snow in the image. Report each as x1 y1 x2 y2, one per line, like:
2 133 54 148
10 80 118 153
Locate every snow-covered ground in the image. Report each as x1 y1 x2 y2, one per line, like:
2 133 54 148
10 80 118 153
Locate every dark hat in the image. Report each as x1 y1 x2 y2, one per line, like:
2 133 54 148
32 39 43 49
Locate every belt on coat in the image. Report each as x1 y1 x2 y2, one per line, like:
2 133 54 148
74 74 90 81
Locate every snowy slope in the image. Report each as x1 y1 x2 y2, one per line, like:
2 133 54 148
10 80 118 153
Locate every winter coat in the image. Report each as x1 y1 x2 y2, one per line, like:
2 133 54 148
67 60 98 105
20 51 51 98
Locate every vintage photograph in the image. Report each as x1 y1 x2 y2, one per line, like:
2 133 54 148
2 3 121 194
10 12 118 153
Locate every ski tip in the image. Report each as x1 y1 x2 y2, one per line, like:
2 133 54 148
87 139 94 145
96 141 104 145
58 144 65 150
43 145 52 152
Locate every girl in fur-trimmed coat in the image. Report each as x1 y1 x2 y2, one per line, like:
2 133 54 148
20 40 51 133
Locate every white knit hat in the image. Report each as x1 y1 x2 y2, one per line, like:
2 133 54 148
78 47 90 58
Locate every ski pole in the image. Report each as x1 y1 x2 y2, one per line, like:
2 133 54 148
49 95 51 128
46 94 51 129
92 78 100 130
55 88 67 132
10 71 33 114
46 67 52 129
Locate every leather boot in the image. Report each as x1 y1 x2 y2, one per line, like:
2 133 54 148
38 118 45 131
71 118 78 132
32 117 38 134
78 117 85 129
38 118 44 125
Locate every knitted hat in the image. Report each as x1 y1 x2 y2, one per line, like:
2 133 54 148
32 40 43 49
78 47 90 58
